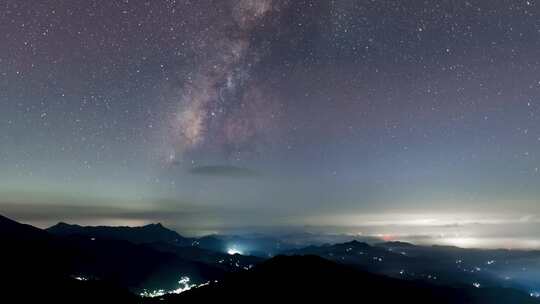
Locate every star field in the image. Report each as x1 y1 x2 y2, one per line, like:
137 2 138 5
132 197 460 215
1 1 540 240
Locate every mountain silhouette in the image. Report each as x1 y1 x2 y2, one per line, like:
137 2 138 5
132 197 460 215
0 214 74 277
0 214 224 295
1 214 539 304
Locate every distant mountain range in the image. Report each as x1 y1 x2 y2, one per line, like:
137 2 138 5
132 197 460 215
47 221 191 245
285 239 540 292
1 214 539 303
46 221 293 257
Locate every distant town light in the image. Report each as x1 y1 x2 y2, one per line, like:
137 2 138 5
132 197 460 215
227 247 243 255
140 276 197 298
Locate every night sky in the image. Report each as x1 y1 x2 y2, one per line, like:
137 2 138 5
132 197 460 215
2 1 540 246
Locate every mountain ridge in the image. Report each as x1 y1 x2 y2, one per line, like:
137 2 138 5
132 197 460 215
47 221 190 245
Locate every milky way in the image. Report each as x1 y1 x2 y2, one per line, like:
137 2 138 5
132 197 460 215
166 0 288 162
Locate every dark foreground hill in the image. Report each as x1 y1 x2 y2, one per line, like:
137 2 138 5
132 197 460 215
156 255 539 304
0 214 137 303
285 239 540 292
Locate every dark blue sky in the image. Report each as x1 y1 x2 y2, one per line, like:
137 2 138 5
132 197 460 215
1 1 540 245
